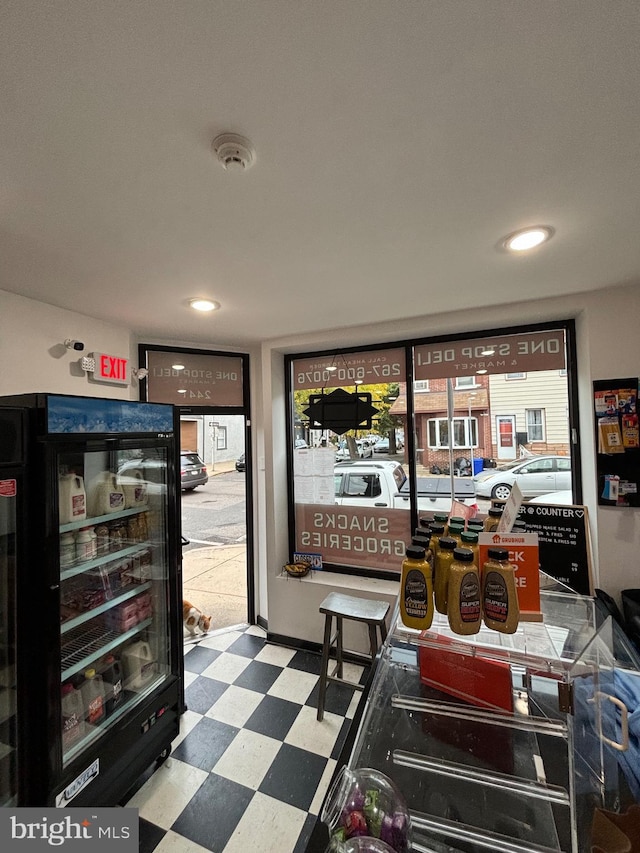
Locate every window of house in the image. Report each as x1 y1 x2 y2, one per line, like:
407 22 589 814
526 409 545 442
428 417 478 448
414 380 429 392
455 376 477 388
216 426 227 450
506 372 527 380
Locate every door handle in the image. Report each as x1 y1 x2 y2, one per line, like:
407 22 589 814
375 502 388 507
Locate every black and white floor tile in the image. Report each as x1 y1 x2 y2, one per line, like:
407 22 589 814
123 625 367 853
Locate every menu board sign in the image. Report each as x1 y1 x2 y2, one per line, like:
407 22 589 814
516 502 592 596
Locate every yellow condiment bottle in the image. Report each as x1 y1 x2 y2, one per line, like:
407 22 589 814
434 537 457 615
433 512 449 536
447 547 482 636
447 523 464 548
482 547 520 634
483 507 503 532
460 530 479 570
400 545 434 630
428 523 445 580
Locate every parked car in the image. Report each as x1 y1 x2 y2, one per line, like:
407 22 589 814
295 439 308 449
235 453 246 472
373 437 390 453
529 490 574 505
180 451 208 490
473 455 571 500
335 439 374 461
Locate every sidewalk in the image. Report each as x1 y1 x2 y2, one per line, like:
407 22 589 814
182 544 248 635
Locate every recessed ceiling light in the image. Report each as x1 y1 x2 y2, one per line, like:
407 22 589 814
503 226 554 252
172 363 185 370
189 298 220 312
326 365 338 372
177 389 187 394
480 348 495 356
476 369 488 375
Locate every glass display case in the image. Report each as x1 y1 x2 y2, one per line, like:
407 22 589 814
340 589 640 853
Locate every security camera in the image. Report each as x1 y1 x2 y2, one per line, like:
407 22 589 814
64 339 85 352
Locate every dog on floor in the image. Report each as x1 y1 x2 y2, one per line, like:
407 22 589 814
183 600 212 635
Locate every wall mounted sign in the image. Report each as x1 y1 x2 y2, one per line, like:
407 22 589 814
145 351 244 406
414 330 566 380
84 352 129 386
593 377 639 507
303 388 378 434
293 347 406 391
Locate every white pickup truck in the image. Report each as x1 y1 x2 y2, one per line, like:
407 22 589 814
333 460 476 513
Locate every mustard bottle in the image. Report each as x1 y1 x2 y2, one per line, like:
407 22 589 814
428 523 445 579
433 512 449 535
434 537 457 615
447 523 464 548
460 530 479 570
467 520 484 535
447 547 482 636
482 548 520 634
483 507 503 532
400 545 434 630
449 516 466 530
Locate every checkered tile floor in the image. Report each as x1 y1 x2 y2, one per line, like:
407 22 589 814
123 625 367 853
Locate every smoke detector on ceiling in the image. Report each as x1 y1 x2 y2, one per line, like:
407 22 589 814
212 133 256 172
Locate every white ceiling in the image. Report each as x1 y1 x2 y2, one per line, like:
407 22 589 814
2 1 639 348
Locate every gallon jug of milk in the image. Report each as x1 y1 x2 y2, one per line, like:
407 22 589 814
58 473 87 525
121 640 156 690
118 468 148 509
81 667 105 728
86 472 125 517
99 653 124 716
61 682 85 749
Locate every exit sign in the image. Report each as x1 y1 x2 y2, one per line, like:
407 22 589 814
88 352 129 385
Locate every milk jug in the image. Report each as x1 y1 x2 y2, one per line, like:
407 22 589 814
86 472 125 517
121 641 156 690
100 654 124 716
81 668 105 727
58 473 87 525
61 682 85 749
118 468 148 509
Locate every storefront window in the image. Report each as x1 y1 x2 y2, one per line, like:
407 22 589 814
287 321 578 579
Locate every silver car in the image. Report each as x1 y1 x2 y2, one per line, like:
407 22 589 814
473 455 571 500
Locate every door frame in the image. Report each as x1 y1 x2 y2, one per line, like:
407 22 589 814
137 344 255 624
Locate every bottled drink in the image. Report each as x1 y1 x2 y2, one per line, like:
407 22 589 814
483 507 503 532
81 668 105 727
61 682 84 749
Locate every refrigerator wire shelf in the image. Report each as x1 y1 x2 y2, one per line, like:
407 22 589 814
61 623 125 670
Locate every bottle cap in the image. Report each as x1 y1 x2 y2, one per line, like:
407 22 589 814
411 535 430 548
419 516 434 529
405 545 426 560
461 531 478 543
448 523 464 534
439 537 457 551
449 516 465 526
433 513 449 523
488 548 509 561
453 547 474 562
488 508 503 517
430 523 445 535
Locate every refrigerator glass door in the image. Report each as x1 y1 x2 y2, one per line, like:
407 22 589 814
58 446 172 767
0 475 18 805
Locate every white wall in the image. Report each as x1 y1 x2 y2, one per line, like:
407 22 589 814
257 281 640 649
0 290 137 399
3 283 639 648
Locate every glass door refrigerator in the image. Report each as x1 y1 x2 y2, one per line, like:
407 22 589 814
0 393 183 807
